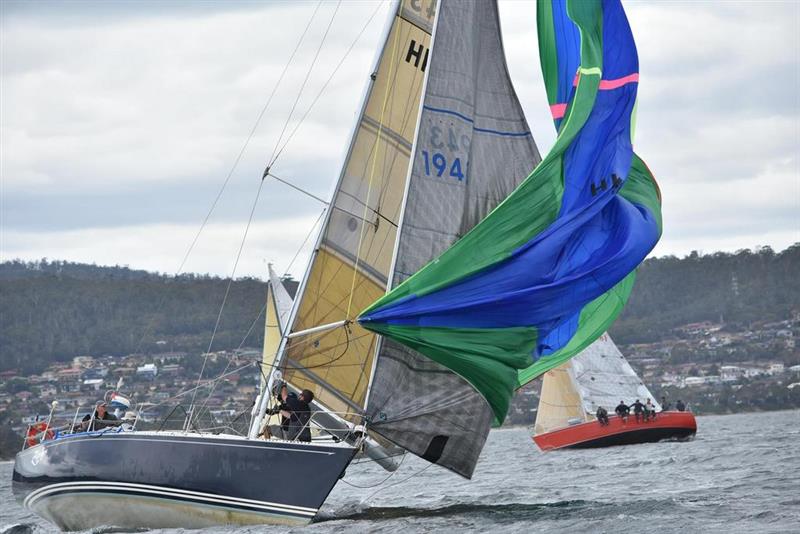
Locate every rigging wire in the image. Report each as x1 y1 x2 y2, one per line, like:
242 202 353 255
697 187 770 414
139 360 254 420
338 450 436 499
285 325 352 370
203 3 392 429
194 209 327 416
191 306 266 421
185 176 268 430
174 0 322 278
268 1 385 167
266 0 342 169
268 169 399 230
140 207 350 427
267 172 329 205
349 450 407 466
338 452 408 489
362 461 434 501
130 1 323 356
282 208 327 277
190 1 387 429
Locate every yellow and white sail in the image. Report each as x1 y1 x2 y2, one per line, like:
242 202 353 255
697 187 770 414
533 363 586 435
271 0 436 421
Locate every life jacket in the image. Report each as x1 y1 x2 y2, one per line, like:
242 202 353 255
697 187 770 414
26 422 54 447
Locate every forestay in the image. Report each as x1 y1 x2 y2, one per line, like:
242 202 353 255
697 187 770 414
365 0 541 479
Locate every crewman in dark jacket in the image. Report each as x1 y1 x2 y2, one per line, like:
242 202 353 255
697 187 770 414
615 400 630 422
282 389 314 442
596 406 609 426
80 401 119 431
264 383 297 439
676 399 686 412
631 399 644 423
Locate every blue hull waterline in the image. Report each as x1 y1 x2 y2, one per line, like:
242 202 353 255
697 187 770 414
12 431 356 531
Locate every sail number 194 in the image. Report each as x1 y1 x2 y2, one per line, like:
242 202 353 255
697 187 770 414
422 150 464 181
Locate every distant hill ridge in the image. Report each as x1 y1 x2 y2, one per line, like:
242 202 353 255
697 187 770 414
613 244 799 344
1 244 797 373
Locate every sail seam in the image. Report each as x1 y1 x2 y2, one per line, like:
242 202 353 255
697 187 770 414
421 105 531 137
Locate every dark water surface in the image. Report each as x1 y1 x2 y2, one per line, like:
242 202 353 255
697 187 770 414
3 410 799 533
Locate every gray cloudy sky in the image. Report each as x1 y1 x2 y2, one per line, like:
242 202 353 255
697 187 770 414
1 0 798 280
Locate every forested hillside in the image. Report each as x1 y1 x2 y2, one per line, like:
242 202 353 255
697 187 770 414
612 244 800 344
1 244 797 373
0 260 296 373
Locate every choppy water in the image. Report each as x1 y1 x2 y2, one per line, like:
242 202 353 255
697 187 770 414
2 410 799 533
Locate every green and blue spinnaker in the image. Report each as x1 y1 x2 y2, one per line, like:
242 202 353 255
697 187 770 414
360 0 662 424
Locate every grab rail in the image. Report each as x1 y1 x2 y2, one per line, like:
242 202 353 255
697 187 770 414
20 401 365 451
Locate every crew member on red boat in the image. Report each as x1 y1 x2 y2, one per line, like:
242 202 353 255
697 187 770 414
596 406 609 426
631 399 644 423
615 400 630 422
676 399 686 412
644 399 655 421
661 396 670 411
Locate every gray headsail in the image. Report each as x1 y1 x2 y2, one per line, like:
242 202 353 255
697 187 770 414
365 0 542 478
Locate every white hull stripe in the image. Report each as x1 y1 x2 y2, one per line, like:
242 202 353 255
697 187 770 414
25 481 317 517
41 435 341 455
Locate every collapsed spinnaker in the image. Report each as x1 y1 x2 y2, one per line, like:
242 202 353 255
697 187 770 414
518 0 663 386
360 0 662 425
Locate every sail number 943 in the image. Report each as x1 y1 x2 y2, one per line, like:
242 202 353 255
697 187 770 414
422 150 464 181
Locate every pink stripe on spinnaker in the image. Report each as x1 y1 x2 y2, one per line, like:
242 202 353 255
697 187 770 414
598 73 639 90
571 72 640 90
550 103 568 119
